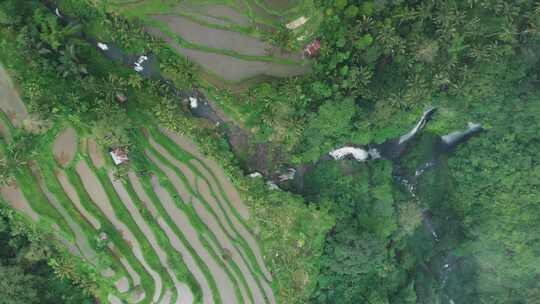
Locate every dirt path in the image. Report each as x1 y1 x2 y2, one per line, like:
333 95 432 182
146 27 308 82
52 127 77 167
0 65 28 127
88 138 105 168
0 182 40 221
148 173 239 304
108 171 194 304
29 163 98 263
75 160 163 303
129 171 215 304
56 170 101 230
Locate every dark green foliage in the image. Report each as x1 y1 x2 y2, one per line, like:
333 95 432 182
304 160 403 303
0 211 93 304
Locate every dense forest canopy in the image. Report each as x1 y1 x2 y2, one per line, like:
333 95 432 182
297 1 540 303
0 208 93 304
0 0 539 303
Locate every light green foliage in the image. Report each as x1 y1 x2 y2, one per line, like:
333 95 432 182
299 98 356 162
247 186 334 303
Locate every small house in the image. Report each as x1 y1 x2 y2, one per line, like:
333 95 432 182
304 39 321 58
110 148 128 165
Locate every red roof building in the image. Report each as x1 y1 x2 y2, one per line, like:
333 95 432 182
304 39 321 58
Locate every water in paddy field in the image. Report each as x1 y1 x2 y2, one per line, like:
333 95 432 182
263 0 300 11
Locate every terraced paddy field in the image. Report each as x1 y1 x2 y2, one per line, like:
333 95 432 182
99 0 318 85
0 65 277 303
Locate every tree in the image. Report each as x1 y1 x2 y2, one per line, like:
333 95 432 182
0 265 39 304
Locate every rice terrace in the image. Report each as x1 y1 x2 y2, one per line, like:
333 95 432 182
1 0 539 304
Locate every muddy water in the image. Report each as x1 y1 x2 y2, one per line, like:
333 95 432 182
150 15 291 59
0 65 28 127
177 3 250 27
263 0 299 11
158 129 272 282
145 150 192 204
149 145 268 303
107 294 123 304
52 127 77 167
147 137 235 236
160 128 250 220
0 115 11 142
145 27 308 82
108 170 194 304
202 232 252 304
160 289 173 304
129 171 215 304
191 196 271 304
148 174 239 304
196 177 236 236
118 255 142 287
102 268 115 277
115 276 130 293
88 138 105 168
75 160 163 303
29 164 98 263
56 170 101 229
147 143 264 303
190 160 273 283
0 182 40 221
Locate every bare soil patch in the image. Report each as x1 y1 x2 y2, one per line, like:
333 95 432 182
115 276 130 293
107 294 123 304
0 65 28 127
0 182 39 221
52 127 77 167
88 138 105 168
